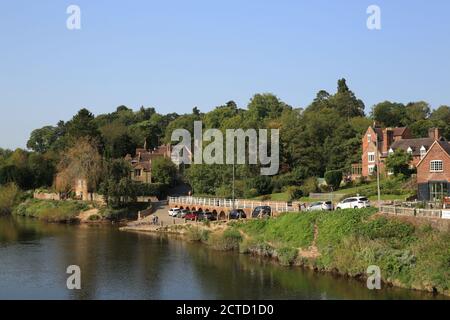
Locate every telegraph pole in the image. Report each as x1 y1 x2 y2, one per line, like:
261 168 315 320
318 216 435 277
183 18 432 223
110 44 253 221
376 139 381 207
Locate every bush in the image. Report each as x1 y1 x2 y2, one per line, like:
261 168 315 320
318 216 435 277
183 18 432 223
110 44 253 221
0 183 21 214
246 176 273 196
300 177 318 197
277 247 298 266
324 170 343 190
286 186 303 201
186 226 209 242
14 199 88 223
208 228 242 251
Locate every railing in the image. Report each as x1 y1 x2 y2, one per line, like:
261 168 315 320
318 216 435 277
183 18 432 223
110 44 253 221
380 205 443 219
168 196 298 213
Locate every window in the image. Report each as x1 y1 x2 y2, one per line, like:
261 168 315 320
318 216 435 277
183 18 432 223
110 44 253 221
134 169 142 177
420 146 427 159
388 148 394 155
367 134 372 143
407 147 413 154
429 182 448 201
430 160 443 172
368 165 375 175
368 152 375 163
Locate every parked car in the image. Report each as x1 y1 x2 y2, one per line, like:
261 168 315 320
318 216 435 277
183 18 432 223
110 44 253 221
204 211 217 221
229 209 246 219
307 201 333 211
184 211 200 221
168 208 181 217
251 206 272 218
176 209 190 218
336 197 370 210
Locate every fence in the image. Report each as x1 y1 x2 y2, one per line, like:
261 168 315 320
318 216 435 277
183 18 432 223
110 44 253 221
168 196 299 213
309 193 346 201
380 205 443 219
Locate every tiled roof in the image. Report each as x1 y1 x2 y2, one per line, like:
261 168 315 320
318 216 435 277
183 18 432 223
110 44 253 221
437 141 450 156
389 138 435 156
373 127 408 140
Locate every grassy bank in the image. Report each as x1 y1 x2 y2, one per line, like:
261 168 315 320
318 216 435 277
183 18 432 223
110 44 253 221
181 208 449 296
14 199 89 223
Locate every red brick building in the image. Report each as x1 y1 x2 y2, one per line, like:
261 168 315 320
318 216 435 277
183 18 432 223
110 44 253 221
416 140 450 201
352 126 444 179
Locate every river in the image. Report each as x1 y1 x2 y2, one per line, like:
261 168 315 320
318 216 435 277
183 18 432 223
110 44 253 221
0 215 445 300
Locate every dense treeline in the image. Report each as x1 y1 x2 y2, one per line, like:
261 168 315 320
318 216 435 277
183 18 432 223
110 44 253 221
0 78 449 199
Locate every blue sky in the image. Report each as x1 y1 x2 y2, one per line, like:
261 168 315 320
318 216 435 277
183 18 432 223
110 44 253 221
1 0 450 149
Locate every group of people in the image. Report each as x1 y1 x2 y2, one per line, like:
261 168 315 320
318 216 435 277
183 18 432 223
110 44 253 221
151 215 159 225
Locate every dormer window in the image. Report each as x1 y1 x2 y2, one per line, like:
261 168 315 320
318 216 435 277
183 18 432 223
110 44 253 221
420 146 427 159
388 148 394 155
407 147 413 154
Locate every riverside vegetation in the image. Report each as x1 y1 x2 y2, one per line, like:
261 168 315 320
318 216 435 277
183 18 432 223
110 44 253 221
182 208 450 296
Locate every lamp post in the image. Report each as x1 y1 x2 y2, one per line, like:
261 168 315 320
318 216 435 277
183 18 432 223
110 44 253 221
232 162 236 209
375 139 381 208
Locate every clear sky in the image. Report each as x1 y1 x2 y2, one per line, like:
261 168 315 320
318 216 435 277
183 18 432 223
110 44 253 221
1 0 450 149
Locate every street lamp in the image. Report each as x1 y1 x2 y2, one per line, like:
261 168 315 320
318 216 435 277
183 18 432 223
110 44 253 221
375 138 381 207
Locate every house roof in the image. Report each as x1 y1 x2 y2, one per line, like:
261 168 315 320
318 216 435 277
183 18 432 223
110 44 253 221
373 127 408 140
389 138 435 156
416 140 450 167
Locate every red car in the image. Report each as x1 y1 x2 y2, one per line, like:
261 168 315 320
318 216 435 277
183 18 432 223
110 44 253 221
185 211 201 221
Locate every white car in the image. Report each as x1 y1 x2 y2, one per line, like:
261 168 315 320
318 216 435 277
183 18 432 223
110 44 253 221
306 201 334 211
336 197 370 210
168 208 181 217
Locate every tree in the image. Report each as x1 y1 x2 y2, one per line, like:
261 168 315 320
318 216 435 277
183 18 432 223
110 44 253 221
371 101 405 127
151 157 177 186
55 138 103 193
66 108 101 140
385 149 413 177
247 93 291 121
27 126 59 153
324 170 343 190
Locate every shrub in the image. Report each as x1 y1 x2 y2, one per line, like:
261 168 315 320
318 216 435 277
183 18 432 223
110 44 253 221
208 228 242 251
286 186 303 201
300 177 318 197
13 199 88 223
0 183 21 214
186 226 209 242
324 170 343 190
277 247 298 266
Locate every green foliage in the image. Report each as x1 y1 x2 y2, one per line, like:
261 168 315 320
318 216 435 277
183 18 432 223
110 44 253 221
385 149 413 177
277 247 298 266
0 183 21 214
186 226 210 242
207 228 242 251
324 170 343 190
151 157 177 186
14 199 88 223
238 212 317 249
300 177 318 196
286 186 303 201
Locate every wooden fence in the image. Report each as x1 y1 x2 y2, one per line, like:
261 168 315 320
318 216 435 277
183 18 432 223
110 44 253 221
380 205 443 219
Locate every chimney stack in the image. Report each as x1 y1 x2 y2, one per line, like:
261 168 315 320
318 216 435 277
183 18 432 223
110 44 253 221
382 128 394 154
428 128 442 140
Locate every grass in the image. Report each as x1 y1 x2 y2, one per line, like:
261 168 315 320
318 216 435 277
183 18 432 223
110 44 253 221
235 212 317 249
228 207 450 295
14 199 89 223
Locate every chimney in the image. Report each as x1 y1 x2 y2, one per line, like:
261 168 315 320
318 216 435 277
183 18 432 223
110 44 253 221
428 128 442 140
382 128 394 154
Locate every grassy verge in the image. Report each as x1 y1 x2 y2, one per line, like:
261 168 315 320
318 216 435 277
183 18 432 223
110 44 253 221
219 208 449 295
14 199 89 223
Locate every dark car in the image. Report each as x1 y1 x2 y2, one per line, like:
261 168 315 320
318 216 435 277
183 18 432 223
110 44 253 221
229 209 246 219
251 206 272 218
203 211 217 221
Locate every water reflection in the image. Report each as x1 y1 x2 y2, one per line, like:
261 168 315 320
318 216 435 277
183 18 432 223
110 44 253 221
0 216 446 300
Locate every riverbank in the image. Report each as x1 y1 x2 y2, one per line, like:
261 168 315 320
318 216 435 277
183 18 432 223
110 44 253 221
122 208 450 297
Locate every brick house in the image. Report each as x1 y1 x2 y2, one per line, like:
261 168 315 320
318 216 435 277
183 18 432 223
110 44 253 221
416 140 450 201
125 144 172 183
124 143 191 183
352 126 444 179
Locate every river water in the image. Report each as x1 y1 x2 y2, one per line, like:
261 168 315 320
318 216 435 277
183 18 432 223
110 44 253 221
0 216 445 300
